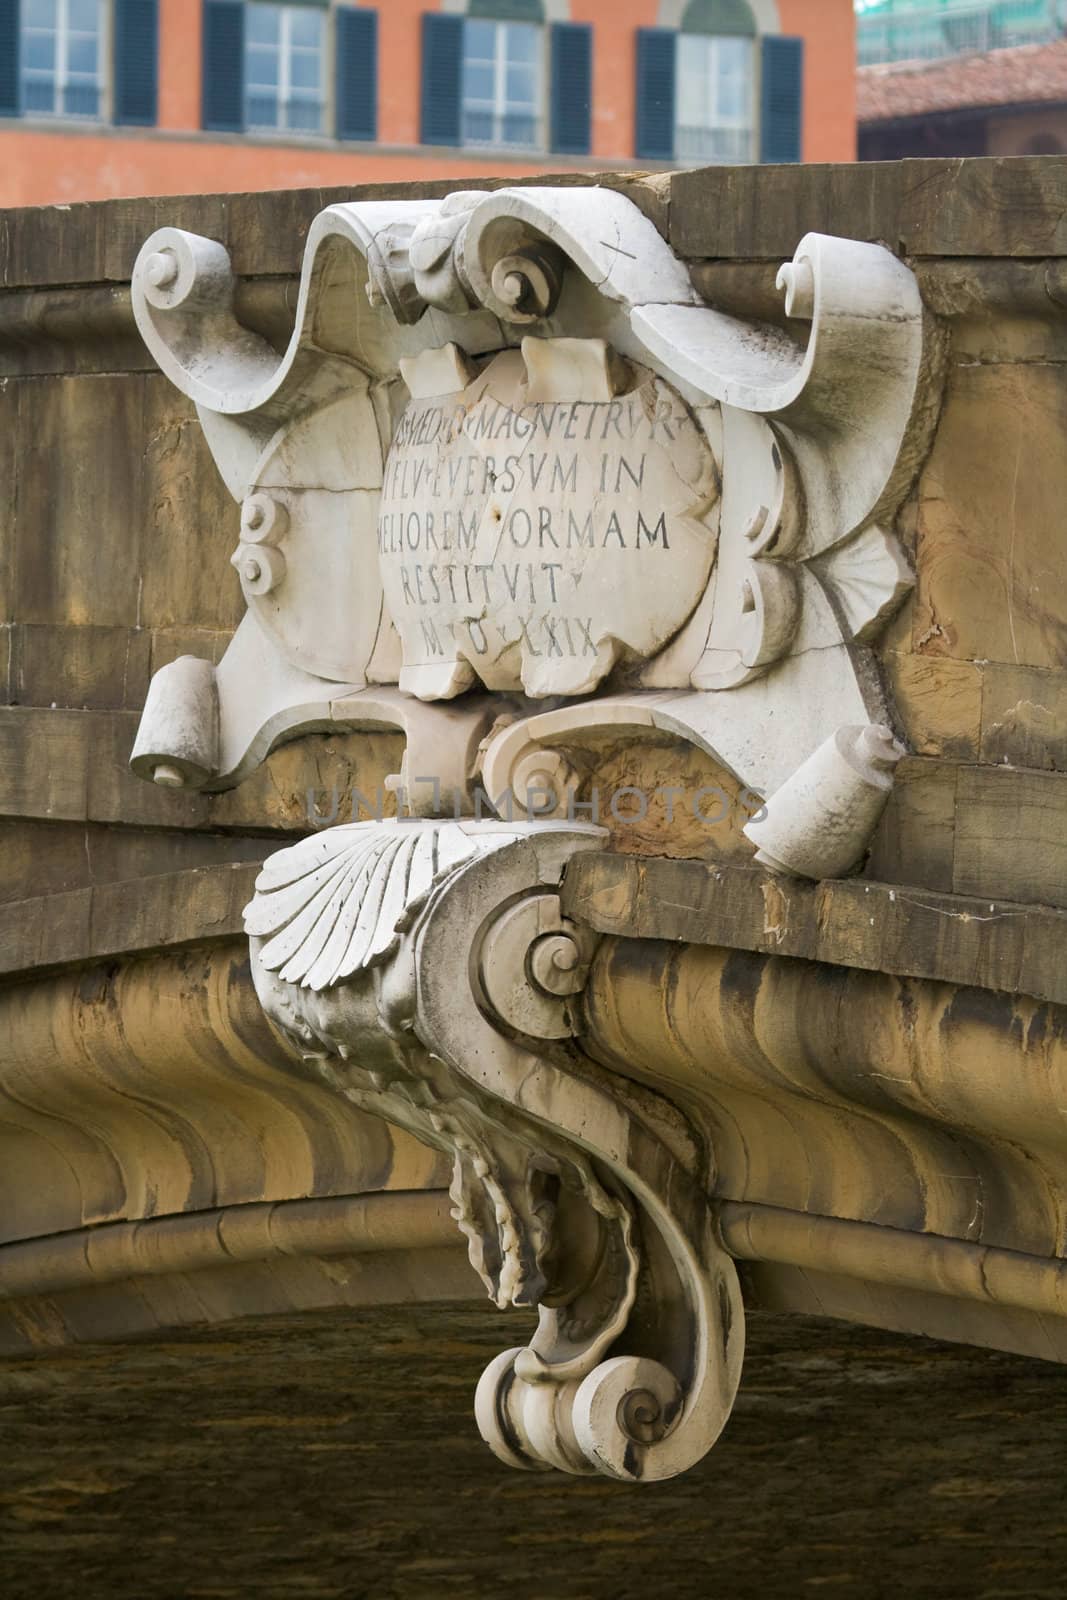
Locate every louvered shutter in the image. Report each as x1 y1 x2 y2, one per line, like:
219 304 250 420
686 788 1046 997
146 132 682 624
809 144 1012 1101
635 28 675 162
114 0 158 127
421 12 463 147
202 0 245 134
0 0 19 118
336 5 377 141
549 21 591 157
760 35 803 164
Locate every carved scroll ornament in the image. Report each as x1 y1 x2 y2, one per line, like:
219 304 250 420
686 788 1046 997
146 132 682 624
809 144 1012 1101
128 183 938 866
129 185 942 1481
246 818 743 1482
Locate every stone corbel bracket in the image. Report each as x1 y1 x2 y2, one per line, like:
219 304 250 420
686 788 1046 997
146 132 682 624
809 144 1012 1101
129 184 939 874
245 818 744 1482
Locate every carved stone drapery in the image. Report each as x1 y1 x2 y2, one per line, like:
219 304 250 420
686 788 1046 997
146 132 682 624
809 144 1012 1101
246 818 744 1482
128 182 939 880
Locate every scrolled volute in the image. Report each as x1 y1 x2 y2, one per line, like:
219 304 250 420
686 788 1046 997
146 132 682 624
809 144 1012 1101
245 818 744 1483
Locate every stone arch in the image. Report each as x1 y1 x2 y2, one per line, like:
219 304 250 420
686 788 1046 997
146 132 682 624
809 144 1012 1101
657 0 780 30
440 0 570 20
680 0 754 33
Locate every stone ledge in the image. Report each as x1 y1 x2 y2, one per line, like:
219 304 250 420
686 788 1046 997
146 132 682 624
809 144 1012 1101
0 860 258 979
0 941 451 1247
0 1189 462 1301
564 850 1067 1008
4 159 1067 301
4 841 1067 1001
671 155 1067 260
6 701 1067 909
8 1190 1067 1371
0 172 668 291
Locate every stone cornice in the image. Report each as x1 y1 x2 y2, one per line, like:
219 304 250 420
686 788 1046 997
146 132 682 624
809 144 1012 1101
0 940 450 1246
5 160 1067 296
3 854 1067 1005
563 852 1067 1010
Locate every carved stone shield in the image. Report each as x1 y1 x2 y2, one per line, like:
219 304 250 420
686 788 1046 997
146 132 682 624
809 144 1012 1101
379 338 719 699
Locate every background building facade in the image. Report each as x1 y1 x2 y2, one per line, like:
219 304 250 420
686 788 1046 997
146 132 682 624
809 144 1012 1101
0 0 855 207
857 0 1067 157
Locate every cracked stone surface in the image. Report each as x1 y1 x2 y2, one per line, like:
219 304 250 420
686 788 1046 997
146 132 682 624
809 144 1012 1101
2 1305 1066 1600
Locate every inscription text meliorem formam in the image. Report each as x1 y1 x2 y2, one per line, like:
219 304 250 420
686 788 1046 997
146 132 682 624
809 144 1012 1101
376 357 719 697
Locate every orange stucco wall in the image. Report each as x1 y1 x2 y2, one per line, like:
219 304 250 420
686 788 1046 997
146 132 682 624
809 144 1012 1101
0 0 856 208
380 0 441 146
571 0 649 163
158 0 202 132
0 126 586 207
779 0 856 163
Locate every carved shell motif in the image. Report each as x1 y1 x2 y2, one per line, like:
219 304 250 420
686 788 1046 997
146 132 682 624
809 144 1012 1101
244 821 481 991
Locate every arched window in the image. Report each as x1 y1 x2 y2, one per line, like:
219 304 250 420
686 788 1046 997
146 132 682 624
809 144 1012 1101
462 0 546 149
675 0 755 162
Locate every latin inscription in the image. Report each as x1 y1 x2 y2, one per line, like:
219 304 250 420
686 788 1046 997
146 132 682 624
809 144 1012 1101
378 348 718 698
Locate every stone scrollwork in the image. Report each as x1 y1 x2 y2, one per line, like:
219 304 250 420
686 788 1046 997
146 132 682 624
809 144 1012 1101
128 181 940 877
129 181 945 1482
246 818 744 1481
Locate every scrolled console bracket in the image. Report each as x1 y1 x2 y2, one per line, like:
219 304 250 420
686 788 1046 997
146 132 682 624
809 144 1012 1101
245 818 744 1483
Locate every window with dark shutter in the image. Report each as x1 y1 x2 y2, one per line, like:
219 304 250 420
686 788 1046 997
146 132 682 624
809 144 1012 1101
246 4 325 135
462 16 541 147
0 0 18 117
114 0 158 127
675 0 755 164
336 5 377 141
421 11 462 147
21 0 103 119
202 0 245 133
635 27 675 162
549 20 591 157
760 33 802 163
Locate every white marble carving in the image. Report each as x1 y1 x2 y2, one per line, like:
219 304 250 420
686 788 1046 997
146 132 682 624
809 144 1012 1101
128 188 947 1483
380 339 718 700
129 184 939 878
246 818 745 1482
743 723 906 879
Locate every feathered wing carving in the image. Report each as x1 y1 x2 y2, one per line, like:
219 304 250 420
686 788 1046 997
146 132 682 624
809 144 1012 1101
245 821 480 990
246 820 745 1484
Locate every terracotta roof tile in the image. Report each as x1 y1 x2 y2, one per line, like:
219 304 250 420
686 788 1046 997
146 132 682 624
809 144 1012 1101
858 35 1067 123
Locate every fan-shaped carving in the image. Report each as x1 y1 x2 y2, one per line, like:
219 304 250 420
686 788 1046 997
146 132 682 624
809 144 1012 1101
813 522 914 642
245 821 480 990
